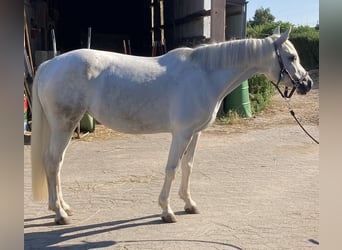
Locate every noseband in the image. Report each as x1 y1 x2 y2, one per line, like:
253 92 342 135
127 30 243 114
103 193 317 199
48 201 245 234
272 44 308 99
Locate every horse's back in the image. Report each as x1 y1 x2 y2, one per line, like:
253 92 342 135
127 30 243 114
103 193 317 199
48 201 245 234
34 49 171 133
36 47 194 88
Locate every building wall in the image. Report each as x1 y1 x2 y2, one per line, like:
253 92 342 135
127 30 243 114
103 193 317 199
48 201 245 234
164 0 247 48
24 0 247 67
164 0 212 47
226 2 247 40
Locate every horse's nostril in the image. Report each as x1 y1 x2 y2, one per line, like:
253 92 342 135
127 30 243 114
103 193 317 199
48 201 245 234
307 79 312 89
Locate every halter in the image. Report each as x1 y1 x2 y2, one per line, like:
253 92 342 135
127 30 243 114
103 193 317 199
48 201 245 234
272 43 319 144
272 43 308 99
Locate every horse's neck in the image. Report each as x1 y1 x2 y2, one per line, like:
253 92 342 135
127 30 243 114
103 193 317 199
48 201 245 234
208 38 273 102
210 67 259 104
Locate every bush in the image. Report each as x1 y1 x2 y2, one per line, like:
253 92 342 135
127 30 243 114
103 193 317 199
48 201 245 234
290 26 319 70
248 74 275 114
247 21 292 38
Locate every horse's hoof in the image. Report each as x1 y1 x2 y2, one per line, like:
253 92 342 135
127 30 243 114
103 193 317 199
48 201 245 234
161 214 177 223
185 206 200 214
55 216 71 225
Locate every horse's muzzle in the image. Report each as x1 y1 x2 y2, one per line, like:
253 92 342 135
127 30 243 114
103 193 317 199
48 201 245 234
296 76 313 95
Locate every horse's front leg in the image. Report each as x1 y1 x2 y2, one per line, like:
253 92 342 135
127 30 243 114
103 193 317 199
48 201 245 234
159 132 193 223
179 132 201 214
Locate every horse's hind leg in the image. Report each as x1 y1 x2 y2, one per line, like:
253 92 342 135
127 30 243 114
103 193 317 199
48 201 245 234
179 132 201 214
45 128 75 225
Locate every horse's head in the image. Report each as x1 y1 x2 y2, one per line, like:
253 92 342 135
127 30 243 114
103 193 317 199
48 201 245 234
268 27 313 96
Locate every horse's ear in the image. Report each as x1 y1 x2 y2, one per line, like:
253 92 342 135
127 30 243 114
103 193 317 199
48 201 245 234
273 26 280 35
275 27 292 45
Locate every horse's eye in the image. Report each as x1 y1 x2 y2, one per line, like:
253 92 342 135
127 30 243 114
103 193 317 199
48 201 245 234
289 55 297 62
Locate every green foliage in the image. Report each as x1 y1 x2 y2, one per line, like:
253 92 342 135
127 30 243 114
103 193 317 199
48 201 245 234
249 7 275 26
247 21 292 38
290 26 319 70
216 110 242 125
248 74 275 114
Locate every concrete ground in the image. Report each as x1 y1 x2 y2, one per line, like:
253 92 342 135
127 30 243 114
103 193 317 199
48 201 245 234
24 89 319 249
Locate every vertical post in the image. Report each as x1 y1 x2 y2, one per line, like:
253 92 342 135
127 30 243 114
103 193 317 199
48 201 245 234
159 0 166 53
224 2 252 118
211 0 226 116
127 40 132 55
24 8 34 76
151 0 155 49
123 40 127 54
210 0 226 42
77 26 96 138
87 27 92 49
51 29 57 57
242 2 247 38
24 47 33 78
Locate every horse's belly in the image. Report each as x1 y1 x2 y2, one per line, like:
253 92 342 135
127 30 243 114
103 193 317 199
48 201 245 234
89 102 171 134
97 116 170 134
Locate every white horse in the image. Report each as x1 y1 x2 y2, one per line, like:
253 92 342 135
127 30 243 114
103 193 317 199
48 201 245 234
31 27 313 224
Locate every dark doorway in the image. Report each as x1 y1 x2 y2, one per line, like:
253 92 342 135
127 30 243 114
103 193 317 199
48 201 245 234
56 0 151 55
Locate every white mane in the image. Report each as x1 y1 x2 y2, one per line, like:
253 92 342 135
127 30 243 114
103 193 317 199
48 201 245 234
189 37 274 70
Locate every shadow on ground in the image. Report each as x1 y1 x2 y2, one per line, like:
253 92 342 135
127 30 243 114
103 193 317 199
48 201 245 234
24 213 243 249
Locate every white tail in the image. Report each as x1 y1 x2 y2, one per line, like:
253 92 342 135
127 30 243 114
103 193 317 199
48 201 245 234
31 63 50 201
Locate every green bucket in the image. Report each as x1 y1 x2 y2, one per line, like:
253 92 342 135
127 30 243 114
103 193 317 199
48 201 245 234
224 80 252 117
80 113 96 132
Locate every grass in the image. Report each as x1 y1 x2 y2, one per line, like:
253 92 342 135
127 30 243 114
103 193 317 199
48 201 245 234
216 110 243 125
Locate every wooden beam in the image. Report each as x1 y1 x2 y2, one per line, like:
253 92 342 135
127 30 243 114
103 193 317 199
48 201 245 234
210 0 226 42
211 0 226 116
24 7 34 75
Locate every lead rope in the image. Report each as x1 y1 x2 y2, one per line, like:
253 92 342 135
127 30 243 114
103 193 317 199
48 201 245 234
272 82 319 144
284 98 319 144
